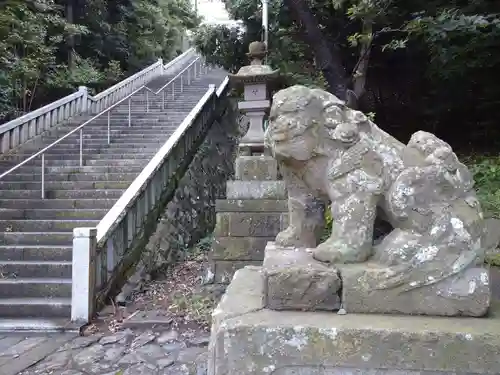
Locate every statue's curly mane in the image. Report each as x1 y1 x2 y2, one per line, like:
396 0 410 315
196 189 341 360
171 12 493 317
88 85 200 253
267 85 350 142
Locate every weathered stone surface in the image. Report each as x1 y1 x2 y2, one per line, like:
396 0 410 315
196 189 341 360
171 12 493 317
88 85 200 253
13 323 213 375
208 265 500 375
211 266 266 332
264 85 498 316
143 108 240 273
264 243 341 311
215 199 288 212
213 260 261 284
267 266 341 311
226 180 287 199
214 212 288 237
340 263 491 316
212 236 272 260
235 156 278 181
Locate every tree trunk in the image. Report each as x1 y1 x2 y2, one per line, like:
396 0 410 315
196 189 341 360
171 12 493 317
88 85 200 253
347 20 373 110
67 0 75 68
284 0 348 99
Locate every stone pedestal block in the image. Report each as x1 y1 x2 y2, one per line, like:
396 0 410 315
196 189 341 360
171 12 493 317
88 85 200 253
210 198 288 284
208 153 288 285
263 243 341 311
209 265 500 375
262 242 491 317
341 263 491 317
226 180 286 199
235 156 278 181
214 211 288 237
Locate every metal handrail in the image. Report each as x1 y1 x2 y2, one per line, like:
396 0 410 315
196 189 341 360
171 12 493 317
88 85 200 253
0 56 208 199
96 77 229 243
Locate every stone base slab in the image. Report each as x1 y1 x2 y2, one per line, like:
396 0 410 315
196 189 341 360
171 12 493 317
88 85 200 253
341 263 490 317
263 242 491 317
211 259 261 284
209 266 500 375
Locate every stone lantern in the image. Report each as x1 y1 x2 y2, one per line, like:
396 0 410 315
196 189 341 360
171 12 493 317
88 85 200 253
206 41 287 285
228 41 279 154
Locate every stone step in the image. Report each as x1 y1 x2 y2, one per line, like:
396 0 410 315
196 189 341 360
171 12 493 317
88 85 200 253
1 153 154 162
0 198 116 209
0 245 72 261
0 219 100 232
37 136 169 144
39 126 176 134
0 208 108 220
46 128 178 136
0 279 71 298
15 146 158 154
0 181 131 191
0 189 125 199
0 297 71 318
0 260 72 278
42 129 176 138
0 172 138 182
0 232 72 246
0 158 148 168
41 138 165 146
4 165 144 174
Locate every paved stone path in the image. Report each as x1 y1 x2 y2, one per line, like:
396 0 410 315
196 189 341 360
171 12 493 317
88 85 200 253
0 327 210 375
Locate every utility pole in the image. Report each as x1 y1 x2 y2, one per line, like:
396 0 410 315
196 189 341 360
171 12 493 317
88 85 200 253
262 0 269 49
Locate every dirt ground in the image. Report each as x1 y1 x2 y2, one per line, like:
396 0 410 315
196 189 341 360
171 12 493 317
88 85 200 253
82 252 225 338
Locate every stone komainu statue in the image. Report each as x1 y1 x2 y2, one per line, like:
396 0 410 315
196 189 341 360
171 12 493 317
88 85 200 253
265 85 499 316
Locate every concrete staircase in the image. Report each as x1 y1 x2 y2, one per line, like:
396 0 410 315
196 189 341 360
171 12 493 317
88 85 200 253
0 66 227 326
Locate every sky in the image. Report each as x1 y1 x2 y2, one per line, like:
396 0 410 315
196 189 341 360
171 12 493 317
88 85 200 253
195 0 235 25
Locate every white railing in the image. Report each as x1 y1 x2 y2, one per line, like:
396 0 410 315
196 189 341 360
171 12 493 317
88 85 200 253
0 48 197 156
0 57 208 198
71 76 230 323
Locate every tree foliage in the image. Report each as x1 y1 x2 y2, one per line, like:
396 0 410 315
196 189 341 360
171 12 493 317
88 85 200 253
0 0 199 122
193 0 500 151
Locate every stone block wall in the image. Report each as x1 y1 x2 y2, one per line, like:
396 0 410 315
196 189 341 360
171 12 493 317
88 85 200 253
142 102 241 275
210 199 289 283
207 154 289 284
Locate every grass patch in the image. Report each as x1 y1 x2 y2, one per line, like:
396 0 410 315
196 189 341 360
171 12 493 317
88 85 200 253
485 252 500 267
169 291 215 326
467 155 500 218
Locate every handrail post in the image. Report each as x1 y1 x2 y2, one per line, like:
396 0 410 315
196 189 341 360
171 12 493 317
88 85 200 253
146 90 149 112
41 153 45 199
79 129 83 166
107 111 111 145
172 82 175 100
128 98 131 127
162 91 165 110
181 75 184 93
71 227 97 324
194 62 197 79
79 86 88 112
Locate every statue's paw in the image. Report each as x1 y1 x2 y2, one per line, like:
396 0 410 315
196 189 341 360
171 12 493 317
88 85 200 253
275 229 300 248
313 244 344 264
313 240 371 264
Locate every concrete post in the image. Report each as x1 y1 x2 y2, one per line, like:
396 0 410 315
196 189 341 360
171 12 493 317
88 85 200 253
71 227 97 323
78 86 88 113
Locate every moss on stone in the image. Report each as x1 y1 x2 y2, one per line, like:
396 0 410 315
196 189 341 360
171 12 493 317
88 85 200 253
485 251 500 267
